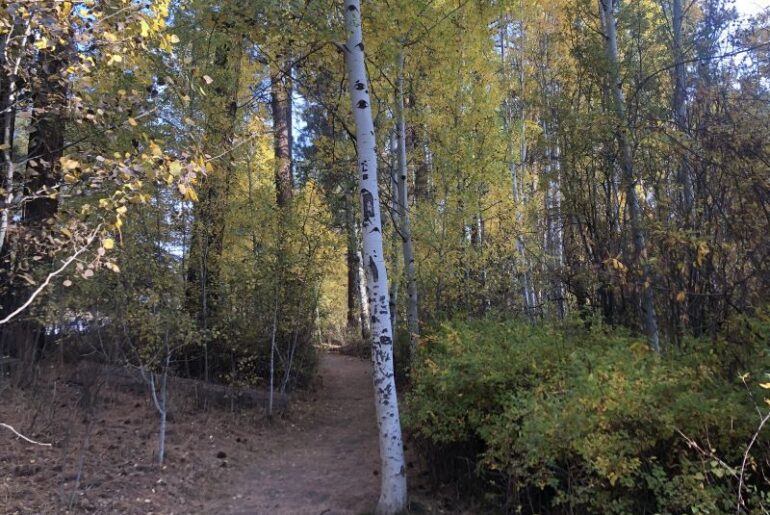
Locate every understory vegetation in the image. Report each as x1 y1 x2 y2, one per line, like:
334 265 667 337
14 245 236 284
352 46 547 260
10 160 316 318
407 316 770 513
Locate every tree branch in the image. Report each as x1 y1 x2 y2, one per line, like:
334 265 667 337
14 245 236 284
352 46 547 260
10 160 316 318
0 422 52 447
0 225 101 325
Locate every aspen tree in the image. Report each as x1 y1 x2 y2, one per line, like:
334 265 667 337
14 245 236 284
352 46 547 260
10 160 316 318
599 0 661 352
342 0 408 512
394 50 420 364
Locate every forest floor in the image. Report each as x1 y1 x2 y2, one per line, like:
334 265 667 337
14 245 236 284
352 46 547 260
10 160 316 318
1 352 455 515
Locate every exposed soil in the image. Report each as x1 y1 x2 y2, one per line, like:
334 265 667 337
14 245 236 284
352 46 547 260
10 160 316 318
1 353 450 515
203 353 381 515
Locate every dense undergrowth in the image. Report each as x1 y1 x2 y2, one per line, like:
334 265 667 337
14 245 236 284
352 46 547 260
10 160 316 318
406 315 770 514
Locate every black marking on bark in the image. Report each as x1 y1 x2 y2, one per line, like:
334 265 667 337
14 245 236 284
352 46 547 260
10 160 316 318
356 42 365 52
379 336 393 346
357 99 368 109
347 4 358 11
361 188 374 224
371 315 379 324
369 226 380 233
354 80 365 90
368 256 379 281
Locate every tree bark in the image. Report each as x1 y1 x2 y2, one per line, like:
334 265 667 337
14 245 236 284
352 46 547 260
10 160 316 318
345 190 359 329
394 50 420 363
599 0 661 352
0 21 31 257
24 50 65 225
271 59 293 208
343 1 408 512
388 134 400 332
544 127 566 320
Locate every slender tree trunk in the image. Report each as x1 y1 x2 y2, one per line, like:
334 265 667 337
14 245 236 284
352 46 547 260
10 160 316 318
343 2 407 512
142 340 171 466
502 18 536 320
672 0 693 217
545 127 566 320
394 50 420 363
388 134 400 332
515 137 536 319
599 0 661 352
0 61 16 258
345 190 370 342
268 295 278 418
0 22 31 256
406 92 430 202
185 35 242 376
345 190 359 329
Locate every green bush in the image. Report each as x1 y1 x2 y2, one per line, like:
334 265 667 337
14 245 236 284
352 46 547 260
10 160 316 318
406 318 770 514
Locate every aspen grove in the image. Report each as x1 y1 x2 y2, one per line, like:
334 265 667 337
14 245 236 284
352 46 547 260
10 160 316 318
1 0 770 513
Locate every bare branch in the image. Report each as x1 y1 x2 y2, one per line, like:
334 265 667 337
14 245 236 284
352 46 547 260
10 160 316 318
0 225 101 325
0 422 52 447
737 410 770 514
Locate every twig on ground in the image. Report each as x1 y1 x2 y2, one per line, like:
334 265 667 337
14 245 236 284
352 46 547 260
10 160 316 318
0 422 52 447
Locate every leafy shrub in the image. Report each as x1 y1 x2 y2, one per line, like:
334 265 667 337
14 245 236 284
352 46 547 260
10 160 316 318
406 318 770 514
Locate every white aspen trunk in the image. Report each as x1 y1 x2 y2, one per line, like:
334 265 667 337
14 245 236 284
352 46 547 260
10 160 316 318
343 2 408 512
157 366 168 466
500 16 534 321
551 145 566 319
388 135 400 332
509 19 536 320
600 0 661 352
544 124 566 320
0 23 31 256
268 297 278 418
142 340 170 467
542 151 554 318
395 50 420 364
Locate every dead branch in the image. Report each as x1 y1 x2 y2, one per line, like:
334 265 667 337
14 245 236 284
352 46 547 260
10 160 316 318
0 225 101 325
0 422 52 447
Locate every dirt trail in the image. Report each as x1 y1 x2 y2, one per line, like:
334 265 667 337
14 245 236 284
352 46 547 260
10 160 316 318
204 353 382 515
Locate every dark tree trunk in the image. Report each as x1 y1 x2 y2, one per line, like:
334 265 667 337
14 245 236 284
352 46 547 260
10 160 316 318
272 59 293 208
405 93 430 202
24 51 65 225
1 49 66 374
184 35 243 381
345 191 359 329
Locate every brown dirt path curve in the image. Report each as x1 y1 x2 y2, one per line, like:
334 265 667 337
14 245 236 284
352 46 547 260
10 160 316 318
203 353 382 515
